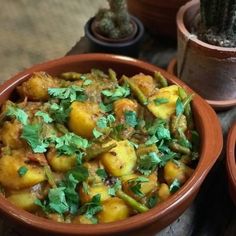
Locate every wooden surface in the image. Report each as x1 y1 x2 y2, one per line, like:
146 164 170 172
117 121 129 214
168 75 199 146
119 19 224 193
1 31 236 236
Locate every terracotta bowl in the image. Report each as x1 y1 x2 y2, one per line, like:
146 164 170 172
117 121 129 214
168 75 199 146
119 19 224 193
167 58 236 111
226 123 236 206
0 54 223 236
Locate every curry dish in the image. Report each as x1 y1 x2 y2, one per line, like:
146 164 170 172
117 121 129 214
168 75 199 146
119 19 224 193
0 69 199 224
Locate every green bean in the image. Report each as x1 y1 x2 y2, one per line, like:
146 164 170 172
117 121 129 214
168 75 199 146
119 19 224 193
154 71 168 88
85 143 117 160
122 76 148 105
116 190 149 213
60 72 82 80
44 165 57 188
55 123 69 134
108 68 117 82
136 144 158 157
169 142 191 155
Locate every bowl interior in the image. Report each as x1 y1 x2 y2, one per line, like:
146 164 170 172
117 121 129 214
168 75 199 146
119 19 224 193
0 53 223 235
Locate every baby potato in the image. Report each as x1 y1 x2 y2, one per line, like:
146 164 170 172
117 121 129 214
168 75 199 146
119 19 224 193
46 148 76 173
129 73 156 97
72 215 94 224
97 197 130 223
7 190 38 212
0 120 24 149
79 184 110 204
68 101 101 138
164 160 194 185
0 150 46 190
101 140 137 177
17 72 58 101
147 85 179 119
122 173 158 199
158 183 170 201
113 98 138 122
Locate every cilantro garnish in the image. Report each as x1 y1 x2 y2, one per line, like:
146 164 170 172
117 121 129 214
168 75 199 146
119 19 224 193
17 166 28 177
96 168 107 180
78 194 103 224
101 85 130 101
6 106 28 125
128 177 149 197
21 123 49 153
99 102 113 113
108 179 121 196
169 179 181 193
176 98 184 116
124 110 138 128
35 111 53 123
147 195 158 208
154 98 169 105
48 85 86 102
83 79 92 86
92 128 103 139
49 101 71 123
147 119 170 141
96 117 107 129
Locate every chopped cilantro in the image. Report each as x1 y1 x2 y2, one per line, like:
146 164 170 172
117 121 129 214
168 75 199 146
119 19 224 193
66 165 89 182
108 179 121 196
49 101 71 123
128 177 149 197
147 195 158 208
101 85 130 101
96 168 107 180
169 179 181 193
145 135 158 146
96 117 107 129
6 106 28 125
154 98 169 105
99 102 113 112
176 98 184 116
21 124 49 153
147 119 170 141
17 166 28 177
35 111 53 123
124 110 138 128
92 128 103 139
83 79 92 86
78 194 102 224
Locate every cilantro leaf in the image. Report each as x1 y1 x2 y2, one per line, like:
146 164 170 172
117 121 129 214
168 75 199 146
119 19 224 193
176 97 184 116
66 165 89 182
83 79 92 86
96 168 107 180
96 117 107 129
147 119 170 141
108 179 121 196
17 166 28 177
169 179 181 193
128 177 149 197
78 194 102 223
6 106 28 125
93 128 103 139
21 124 49 153
35 111 53 123
124 110 138 128
147 195 158 208
49 102 71 123
154 98 169 105
99 102 113 112
101 85 130 101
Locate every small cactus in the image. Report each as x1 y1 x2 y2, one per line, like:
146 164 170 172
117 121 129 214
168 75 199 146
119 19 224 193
95 0 134 39
197 0 236 47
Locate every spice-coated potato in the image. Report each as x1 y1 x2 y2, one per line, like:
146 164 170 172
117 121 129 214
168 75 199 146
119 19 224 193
158 183 170 201
101 140 137 177
68 101 101 138
7 190 38 212
17 72 58 101
129 73 156 97
148 85 179 119
46 148 77 173
79 184 110 204
0 120 24 149
0 150 46 190
164 160 194 185
98 197 130 223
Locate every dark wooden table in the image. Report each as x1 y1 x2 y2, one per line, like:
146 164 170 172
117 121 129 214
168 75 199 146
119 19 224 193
1 31 236 236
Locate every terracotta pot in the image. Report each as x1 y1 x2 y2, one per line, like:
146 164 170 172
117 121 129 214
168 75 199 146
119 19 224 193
84 16 144 58
167 58 236 110
0 54 223 236
177 0 236 105
127 0 189 39
226 122 236 206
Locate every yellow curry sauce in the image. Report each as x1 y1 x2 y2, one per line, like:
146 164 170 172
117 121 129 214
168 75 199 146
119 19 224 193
0 69 199 224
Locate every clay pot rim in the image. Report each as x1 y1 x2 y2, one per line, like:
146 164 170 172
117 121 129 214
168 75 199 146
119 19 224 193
226 122 236 205
177 0 236 55
0 53 223 235
85 16 144 48
167 58 236 110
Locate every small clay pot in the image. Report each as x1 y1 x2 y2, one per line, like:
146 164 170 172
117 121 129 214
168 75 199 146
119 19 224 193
176 0 236 104
84 16 144 57
226 122 236 206
127 0 189 39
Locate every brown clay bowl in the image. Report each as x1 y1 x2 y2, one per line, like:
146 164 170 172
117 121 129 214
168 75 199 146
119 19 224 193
0 54 223 235
167 58 236 111
226 122 236 206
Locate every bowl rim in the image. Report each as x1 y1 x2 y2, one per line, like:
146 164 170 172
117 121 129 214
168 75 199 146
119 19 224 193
226 122 236 203
0 53 223 235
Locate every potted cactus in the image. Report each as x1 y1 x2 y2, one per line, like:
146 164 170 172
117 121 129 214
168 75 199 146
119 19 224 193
84 0 144 57
176 0 236 110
